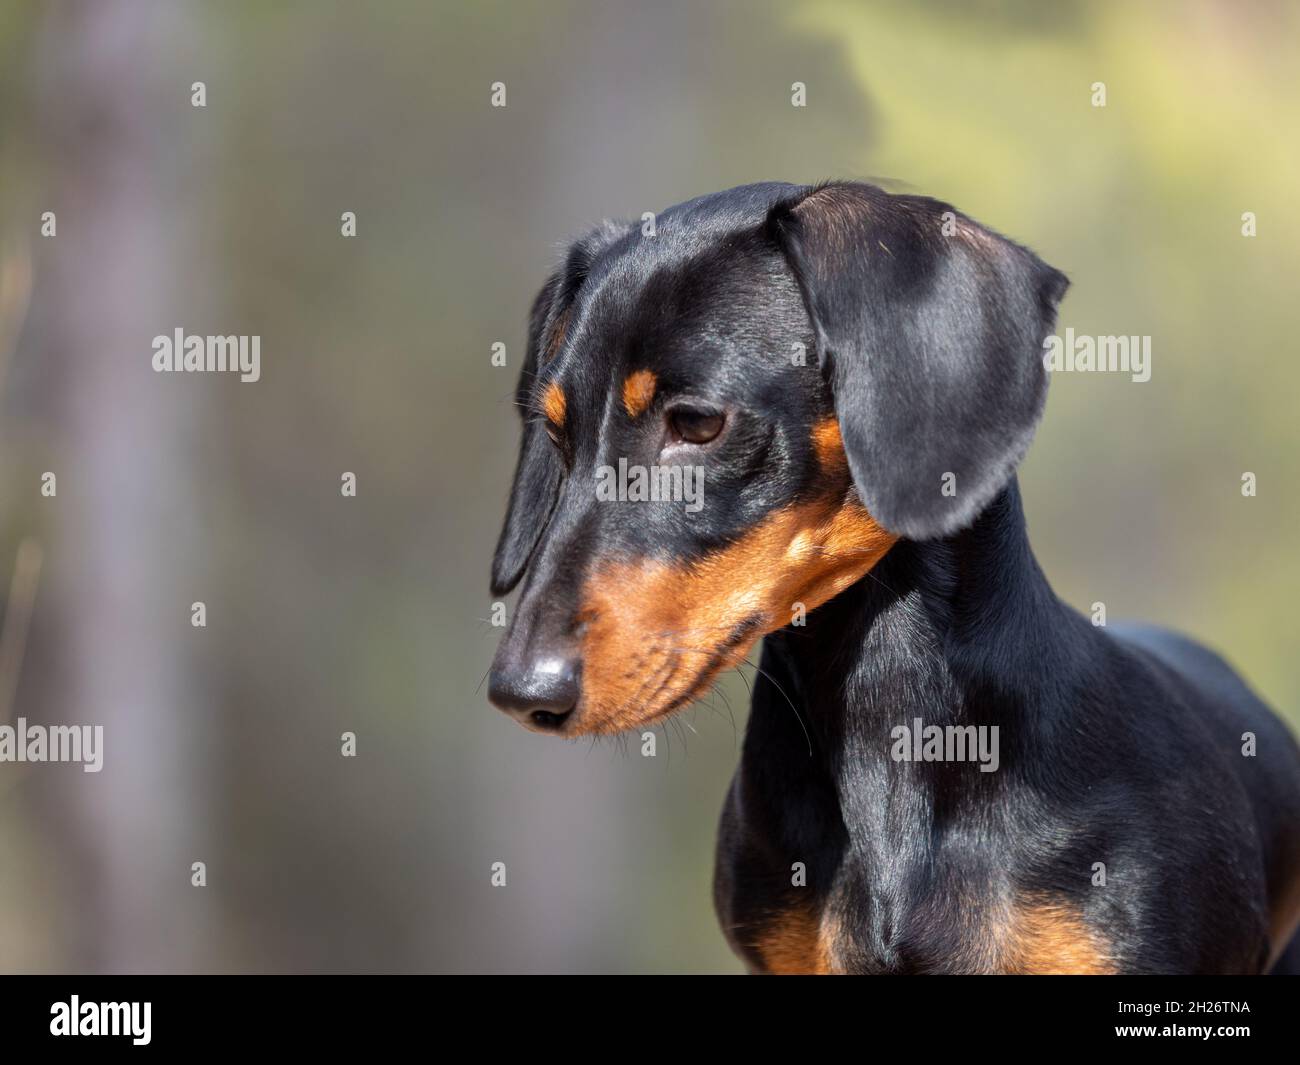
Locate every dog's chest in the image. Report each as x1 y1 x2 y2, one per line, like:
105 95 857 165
714 771 1116 974
718 862 1115 975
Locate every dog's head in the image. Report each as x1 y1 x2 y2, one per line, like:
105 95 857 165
488 181 1067 736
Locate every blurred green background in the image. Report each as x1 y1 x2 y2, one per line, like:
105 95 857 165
0 0 1296 973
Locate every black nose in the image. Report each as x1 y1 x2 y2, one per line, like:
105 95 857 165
488 655 581 731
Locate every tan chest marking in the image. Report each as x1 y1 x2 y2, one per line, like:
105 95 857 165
999 898 1116 975
749 896 1115 975
1267 867 1300 968
749 905 837 975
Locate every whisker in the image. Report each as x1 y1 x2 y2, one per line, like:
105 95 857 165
737 656 813 757
669 643 813 758
711 681 740 743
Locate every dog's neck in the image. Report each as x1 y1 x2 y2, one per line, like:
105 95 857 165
755 479 1097 818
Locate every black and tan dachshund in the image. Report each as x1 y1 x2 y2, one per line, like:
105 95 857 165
487 181 1300 975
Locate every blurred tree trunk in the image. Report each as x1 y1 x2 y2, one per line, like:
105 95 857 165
33 0 209 971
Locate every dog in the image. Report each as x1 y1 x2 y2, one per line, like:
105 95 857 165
487 181 1300 974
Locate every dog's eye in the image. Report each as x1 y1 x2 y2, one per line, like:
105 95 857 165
668 406 725 445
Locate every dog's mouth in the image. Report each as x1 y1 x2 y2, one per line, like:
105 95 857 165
509 479 898 739
529 615 766 738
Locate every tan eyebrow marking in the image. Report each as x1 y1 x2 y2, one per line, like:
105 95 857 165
542 381 566 427
622 369 657 418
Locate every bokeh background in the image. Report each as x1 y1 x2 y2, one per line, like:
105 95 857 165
0 0 1296 973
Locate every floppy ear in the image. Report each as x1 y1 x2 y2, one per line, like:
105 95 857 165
490 274 566 596
767 182 1068 539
